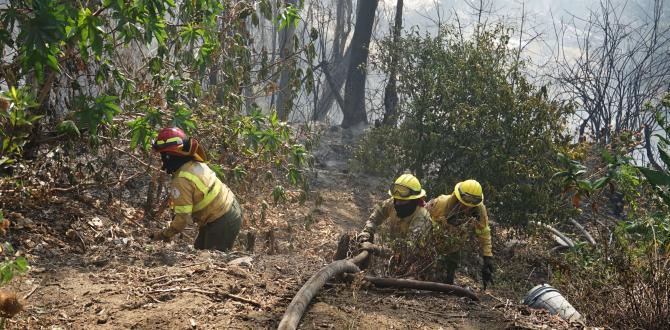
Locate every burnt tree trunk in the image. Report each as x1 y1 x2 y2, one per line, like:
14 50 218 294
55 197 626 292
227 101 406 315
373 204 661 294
382 0 403 126
275 0 298 121
341 0 379 128
314 0 352 121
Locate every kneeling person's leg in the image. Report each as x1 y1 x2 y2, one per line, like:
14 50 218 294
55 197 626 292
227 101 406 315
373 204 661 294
196 199 243 251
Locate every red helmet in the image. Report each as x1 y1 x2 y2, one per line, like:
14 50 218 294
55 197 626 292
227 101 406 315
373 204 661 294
152 127 188 156
152 127 207 162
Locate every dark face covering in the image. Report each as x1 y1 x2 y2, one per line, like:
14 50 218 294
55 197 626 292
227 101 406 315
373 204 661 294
161 153 191 174
394 199 419 218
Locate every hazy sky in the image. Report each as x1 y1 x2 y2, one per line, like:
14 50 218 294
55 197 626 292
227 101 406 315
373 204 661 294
377 0 668 66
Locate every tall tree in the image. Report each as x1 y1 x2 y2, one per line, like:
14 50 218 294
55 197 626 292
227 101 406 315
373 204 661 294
341 0 379 128
382 0 403 126
314 0 353 121
275 0 299 121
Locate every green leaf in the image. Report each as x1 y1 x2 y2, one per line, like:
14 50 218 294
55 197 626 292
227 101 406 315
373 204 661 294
659 148 670 169
638 167 670 186
592 177 609 190
14 257 28 272
56 120 81 137
576 180 593 193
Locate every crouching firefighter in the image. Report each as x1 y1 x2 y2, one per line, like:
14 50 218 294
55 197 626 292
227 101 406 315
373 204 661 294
425 179 494 287
352 174 432 259
149 127 242 251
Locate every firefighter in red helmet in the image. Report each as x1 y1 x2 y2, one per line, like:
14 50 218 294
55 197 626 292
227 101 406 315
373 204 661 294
150 127 241 251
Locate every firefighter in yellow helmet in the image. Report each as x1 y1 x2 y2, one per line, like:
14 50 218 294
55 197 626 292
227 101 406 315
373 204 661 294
149 127 242 251
357 174 432 246
425 179 494 287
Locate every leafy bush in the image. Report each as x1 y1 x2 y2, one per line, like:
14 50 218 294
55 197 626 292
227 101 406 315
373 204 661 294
0 210 29 320
638 100 670 208
556 213 670 329
0 88 41 167
359 25 572 225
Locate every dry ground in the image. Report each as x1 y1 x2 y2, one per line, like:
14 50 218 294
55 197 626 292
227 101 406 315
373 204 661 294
0 127 580 329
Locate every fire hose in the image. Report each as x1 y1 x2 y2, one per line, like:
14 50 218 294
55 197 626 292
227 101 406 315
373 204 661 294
277 243 478 330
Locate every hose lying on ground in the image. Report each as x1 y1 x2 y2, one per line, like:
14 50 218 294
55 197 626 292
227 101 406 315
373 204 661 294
569 218 596 246
529 221 575 248
277 257 363 330
342 274 480 301
278 244 479 330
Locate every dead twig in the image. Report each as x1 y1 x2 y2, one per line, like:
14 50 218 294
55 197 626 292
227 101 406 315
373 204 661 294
151 278 187 287
146 287 261 307
179 261 210 268
23 285 39 300
404 305 467 318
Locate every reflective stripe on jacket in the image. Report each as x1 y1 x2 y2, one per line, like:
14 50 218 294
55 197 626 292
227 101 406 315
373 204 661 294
163 161 235 238
425 194 493 257
364 198 432 242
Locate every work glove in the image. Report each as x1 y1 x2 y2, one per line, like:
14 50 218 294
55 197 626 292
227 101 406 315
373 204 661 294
355 231 371 245
481 256 495 289
149 230 170 242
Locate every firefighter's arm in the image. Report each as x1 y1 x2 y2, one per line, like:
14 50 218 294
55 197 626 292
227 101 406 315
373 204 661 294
362 199 392 236
426 195 451 225
408 209 432 242
162 178 195 238
474 204 493 257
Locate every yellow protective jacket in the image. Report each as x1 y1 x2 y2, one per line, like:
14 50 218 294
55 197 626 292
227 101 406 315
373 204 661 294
363 198 432 242
425 194 493 257
162 161 235 238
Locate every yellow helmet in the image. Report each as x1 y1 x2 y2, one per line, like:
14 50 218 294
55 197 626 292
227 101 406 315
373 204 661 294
454 179 483 207
389 174 427 200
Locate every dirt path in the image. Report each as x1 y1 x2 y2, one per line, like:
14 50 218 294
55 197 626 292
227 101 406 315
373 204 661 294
4 126 572 329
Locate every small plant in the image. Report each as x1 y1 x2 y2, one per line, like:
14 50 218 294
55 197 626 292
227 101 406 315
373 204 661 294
638 111 670 207
0 211 28 325
272 185 286 205
0 87 41 166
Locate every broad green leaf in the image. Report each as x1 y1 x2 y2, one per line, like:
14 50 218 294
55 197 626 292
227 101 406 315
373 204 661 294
638 167 670 186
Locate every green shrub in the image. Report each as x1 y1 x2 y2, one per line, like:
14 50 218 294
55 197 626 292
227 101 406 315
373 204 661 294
359 25 572 225
0 88 41 167
557 213 670 329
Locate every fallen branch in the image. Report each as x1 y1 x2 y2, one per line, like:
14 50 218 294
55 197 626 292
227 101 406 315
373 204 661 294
569 218 596 246
343 274 480 301
529 221 575 248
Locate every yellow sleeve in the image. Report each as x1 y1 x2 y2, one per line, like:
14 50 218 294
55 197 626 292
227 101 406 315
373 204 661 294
163 177 194 238
363 198 392 235
473 204 492 257
408 207 432 241
426 195 453 224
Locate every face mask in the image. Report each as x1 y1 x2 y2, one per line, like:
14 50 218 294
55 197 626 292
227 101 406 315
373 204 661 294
394 199 419 218
160 153 191 174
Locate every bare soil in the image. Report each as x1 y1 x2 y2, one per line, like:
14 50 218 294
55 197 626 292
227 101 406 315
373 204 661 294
0 127 581 329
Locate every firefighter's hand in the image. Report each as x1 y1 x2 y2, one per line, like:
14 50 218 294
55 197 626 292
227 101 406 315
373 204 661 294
356 231 371 243
359 241 375 251
149 230 170 242
481 256 495 289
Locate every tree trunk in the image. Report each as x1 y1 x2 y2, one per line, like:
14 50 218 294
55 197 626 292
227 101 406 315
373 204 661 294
341 0 379 128
314 49 350 121
275 0 298 121
382 0 403 126
314 0 352 122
